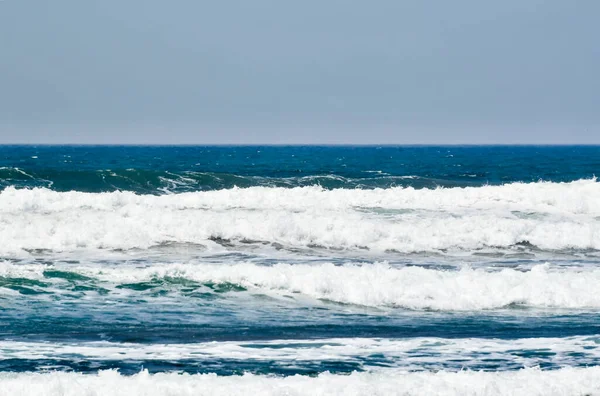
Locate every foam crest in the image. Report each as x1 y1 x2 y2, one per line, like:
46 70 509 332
2 179 599 213
3 261 600 310
78 262 600 310
1 367 600 396
1 181 600 255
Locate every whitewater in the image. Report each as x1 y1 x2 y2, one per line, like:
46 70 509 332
1 179 600 255
2 146 600 395
2 260 600 310
3 368 600 396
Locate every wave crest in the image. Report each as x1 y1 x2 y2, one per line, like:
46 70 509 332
3 261 600 310
1 180 599 255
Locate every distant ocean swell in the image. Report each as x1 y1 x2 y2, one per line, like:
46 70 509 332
0 167 481 193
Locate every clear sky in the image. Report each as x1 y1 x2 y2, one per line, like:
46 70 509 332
1 1 598 144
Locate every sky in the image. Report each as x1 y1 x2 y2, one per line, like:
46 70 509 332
1 0 599 144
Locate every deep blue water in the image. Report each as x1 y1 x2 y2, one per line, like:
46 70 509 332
1 145 600 377
1 145 599 192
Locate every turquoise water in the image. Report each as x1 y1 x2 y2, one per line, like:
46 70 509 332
1 146 600 385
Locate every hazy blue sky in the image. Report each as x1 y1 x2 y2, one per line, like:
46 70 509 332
1 1 599 144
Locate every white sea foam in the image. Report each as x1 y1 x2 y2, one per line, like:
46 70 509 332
3 179 599 213
0 180 599 255
2 261 600 310
1 337 598 369
1 367 600 396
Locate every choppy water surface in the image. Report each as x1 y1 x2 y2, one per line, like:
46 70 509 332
1 145 600 395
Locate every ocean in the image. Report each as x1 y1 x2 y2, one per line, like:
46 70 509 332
1 145 600 395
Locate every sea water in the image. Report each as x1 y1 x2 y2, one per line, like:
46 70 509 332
1 145 600 395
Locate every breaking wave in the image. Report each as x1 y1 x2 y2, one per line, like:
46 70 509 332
3 261 600 310
1 180 599 255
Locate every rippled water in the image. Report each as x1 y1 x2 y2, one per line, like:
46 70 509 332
1 145 600 395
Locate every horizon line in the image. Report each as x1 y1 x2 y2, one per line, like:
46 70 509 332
1 143 600 147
